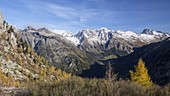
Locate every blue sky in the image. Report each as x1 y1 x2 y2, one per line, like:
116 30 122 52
0 0 170 33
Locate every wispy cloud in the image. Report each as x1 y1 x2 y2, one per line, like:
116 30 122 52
21 0 117 23
43 3 100 22
45 3 77 19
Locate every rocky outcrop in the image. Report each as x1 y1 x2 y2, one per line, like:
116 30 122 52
0 11 12 31
0 29 38 81
0 11 3 29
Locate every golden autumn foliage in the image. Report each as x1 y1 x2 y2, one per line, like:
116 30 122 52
130 58 152 86
0 69 20 87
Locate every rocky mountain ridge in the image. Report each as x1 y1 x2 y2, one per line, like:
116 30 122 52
28 26 170 58
18 26 95 74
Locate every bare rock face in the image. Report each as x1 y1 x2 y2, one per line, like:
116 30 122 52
0 11 3 29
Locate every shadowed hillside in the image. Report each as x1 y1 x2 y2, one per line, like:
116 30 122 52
80 38 170 85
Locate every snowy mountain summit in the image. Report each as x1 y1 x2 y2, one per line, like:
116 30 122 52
53 28 169 55
58 28 169 46
142 29 170 37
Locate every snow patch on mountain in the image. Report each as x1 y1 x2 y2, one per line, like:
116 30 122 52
114 30 138 42
62 32 80 45
51 29 68 35
51 29 80 45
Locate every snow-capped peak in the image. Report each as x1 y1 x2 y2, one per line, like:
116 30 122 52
142 29 170 37
100 27 110 32
142 29 154 35
76 28 115 45
51 29 80 46
76 28 170 46
23 27 170 47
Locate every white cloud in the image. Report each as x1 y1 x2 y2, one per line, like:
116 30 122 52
45 4 77 19
43 3 100 22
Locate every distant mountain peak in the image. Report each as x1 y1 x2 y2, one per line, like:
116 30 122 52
142 29 169 37
100 27 109 31
80 28 112 37
23 26 50 32
38 27 48 30
37 27 48 31
142 29 157 35
23 26 37 31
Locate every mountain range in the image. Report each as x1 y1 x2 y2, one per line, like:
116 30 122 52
16 25 169 74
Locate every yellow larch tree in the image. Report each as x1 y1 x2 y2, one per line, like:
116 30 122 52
130 58 153 86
